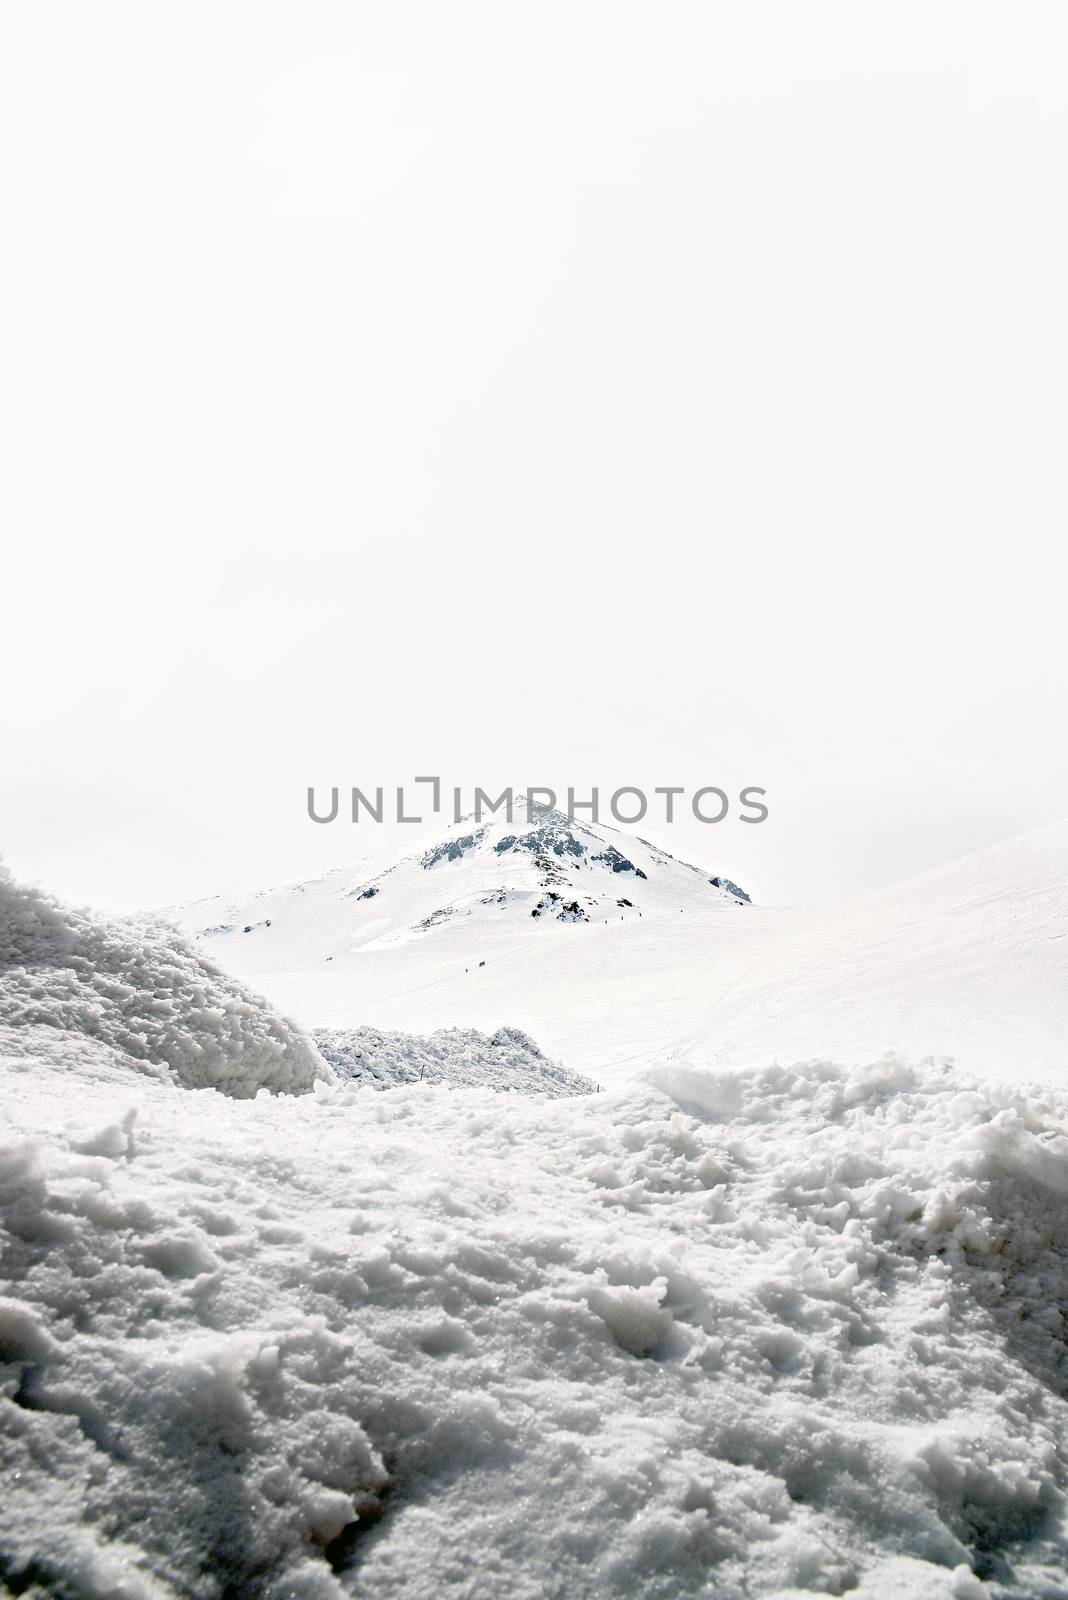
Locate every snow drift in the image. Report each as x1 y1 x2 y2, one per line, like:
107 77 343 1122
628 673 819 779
314 1024 599 1096
0 859 327 1098
3 1042 1068 1598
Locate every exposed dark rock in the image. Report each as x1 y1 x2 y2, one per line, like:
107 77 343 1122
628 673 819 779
591 846 647 879
495 824 586 861
422 831 486 868
709 876 751 903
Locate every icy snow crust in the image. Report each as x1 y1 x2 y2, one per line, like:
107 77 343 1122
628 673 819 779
0 860 326 1098
314 1025 600 1096
4 1041 1068 1598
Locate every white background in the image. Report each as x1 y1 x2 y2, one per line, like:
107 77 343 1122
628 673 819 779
2 2 1066 909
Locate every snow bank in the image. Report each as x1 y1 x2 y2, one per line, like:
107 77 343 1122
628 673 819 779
314 1024 599 1096
3 1043 1068 1597
0 860 327 1097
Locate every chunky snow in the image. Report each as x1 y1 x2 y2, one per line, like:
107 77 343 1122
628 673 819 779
4 1038 1068 1598
314 1024 599 1096
6 834 1068 1597
0 858 326 1098
172 816 1068 1088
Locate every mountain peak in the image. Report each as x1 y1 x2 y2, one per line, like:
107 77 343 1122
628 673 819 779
171 806 749 967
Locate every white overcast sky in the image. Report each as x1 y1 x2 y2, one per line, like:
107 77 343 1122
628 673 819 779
2 2 1066 911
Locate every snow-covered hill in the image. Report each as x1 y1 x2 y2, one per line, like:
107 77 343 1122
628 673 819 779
170 815 1068 1089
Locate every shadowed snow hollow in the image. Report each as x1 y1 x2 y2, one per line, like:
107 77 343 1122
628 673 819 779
0 859 327 1098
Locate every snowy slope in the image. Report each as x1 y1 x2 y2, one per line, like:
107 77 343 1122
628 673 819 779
678 818 1068 1088
171 817 1068 1089
4 1041 1068 1598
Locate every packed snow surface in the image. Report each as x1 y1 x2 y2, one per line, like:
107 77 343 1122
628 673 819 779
172 816 1068 1087
4 1038 1068 1598
314 1025 599 1096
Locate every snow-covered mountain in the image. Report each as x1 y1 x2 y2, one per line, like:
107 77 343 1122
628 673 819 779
173 798 749 952
170 814 1068 1089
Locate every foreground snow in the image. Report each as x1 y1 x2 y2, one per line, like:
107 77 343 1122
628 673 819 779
5 856 1068 1596
3 1031 1068 1598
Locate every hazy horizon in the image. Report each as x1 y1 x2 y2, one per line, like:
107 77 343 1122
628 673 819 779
4 2 1066 912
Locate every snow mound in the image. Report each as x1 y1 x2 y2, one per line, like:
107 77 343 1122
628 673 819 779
3 1045 1068 1596
0 859 327 1098
314 1024 599 1096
